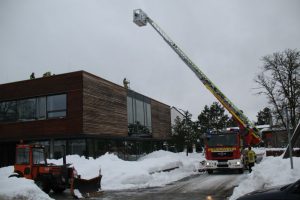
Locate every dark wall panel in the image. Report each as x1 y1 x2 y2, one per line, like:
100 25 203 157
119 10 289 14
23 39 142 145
0 72 83 140
83 73 128 137
0 72 83 100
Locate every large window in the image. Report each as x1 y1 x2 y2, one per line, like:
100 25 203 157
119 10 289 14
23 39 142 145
0 101 17 122
47 94 66 118
36 97 46 119
127 91 152 137
53 140 66 159
136 99 144 125
68 139 86 156
127 97 134 124
0 94 67 123
18 98 36 121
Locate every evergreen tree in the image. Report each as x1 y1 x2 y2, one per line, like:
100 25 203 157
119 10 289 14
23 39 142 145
227 116 239 127
172 111 199 155
197 102 233 134
256 107 272 125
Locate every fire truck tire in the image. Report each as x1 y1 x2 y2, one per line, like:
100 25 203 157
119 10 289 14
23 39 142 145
52 186 66 193
238 168 244 174
207 170 213 174
35 177 51 194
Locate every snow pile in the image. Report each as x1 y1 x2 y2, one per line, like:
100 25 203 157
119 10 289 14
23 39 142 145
0 166 53 200
230 156 300 200
0 150 203 198
252 147 266 155
48 150 204 190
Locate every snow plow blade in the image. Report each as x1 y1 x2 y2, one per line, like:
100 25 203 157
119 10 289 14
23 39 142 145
71 175 102 198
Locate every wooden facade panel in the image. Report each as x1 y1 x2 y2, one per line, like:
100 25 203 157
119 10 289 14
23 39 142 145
151 100 171 139
0 72 83 140
83 73 128 137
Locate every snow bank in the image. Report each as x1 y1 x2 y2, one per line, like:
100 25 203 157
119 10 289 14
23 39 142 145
230 156 300 200
48 150 204 190
252 147 266 155
0 166 53 200
0 150 203 198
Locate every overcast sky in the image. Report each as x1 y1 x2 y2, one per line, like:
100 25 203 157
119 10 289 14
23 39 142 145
1 0 300 122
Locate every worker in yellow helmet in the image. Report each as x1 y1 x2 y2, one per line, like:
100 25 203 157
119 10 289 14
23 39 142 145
247 146 256 173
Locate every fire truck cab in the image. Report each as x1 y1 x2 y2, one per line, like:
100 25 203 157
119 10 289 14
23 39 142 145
201 130 244 174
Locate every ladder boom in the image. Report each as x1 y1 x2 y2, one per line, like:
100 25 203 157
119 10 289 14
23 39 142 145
133 9 260 143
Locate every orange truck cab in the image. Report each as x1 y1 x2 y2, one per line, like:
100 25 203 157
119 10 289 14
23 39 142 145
12 144 74 193
10 144 102 197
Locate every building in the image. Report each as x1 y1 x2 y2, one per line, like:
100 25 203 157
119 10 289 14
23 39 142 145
261 127 300 148
0 71 171 167
170 106 185 135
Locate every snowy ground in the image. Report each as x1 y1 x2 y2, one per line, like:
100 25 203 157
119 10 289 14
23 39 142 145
230 152 300 199
0 150 203 199
0 148 299 200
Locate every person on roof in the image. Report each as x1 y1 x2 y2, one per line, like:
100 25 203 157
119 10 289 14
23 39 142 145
123 78 130 89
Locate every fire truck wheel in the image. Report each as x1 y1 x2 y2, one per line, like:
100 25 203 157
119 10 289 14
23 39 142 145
207 170 213 174
35 177 50 194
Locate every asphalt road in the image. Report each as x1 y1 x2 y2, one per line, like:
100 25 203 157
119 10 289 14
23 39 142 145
50 171 246 200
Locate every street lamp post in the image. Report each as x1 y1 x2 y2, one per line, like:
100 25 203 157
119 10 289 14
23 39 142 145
285 105 294 169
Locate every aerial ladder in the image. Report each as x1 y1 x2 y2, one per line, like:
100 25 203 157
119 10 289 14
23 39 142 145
133 9 261 146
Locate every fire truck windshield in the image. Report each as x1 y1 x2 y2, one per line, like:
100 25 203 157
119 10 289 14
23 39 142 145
206 134 238 147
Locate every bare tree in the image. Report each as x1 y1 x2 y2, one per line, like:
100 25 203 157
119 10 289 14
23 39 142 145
255 49 300 129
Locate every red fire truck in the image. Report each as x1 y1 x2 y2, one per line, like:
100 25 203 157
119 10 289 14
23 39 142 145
202 130 244 173
133 9 262 173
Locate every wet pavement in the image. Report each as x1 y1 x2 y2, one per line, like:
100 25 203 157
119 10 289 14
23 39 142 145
50 171 246 200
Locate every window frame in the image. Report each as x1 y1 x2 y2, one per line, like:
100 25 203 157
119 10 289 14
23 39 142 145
0 100 18 122
127 91 152 136
18 98 37 121
46 94 67 119
0 93 67 123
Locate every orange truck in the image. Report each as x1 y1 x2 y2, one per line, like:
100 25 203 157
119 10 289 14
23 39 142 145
9 144 102 198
